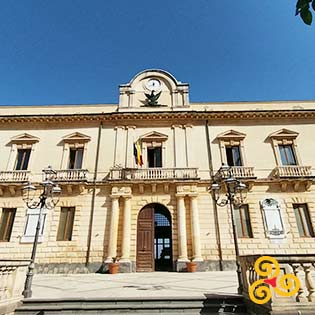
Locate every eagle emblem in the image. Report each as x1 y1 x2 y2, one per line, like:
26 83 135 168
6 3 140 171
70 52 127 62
144 90 162 106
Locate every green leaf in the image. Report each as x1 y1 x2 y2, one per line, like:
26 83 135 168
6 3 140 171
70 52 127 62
301 8 313 24
296 0 310 10
312 0 315 11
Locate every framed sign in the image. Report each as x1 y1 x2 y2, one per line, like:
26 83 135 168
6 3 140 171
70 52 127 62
261 198 285 239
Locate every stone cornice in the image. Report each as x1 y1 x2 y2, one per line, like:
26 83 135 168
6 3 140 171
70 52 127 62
0 109 315 124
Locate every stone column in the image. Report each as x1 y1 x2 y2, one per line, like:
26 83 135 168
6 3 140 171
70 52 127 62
121 196 131 262
190 195 203 261
105 196 120 262
176 195 188 261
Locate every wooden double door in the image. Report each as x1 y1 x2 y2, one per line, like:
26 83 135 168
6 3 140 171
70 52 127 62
136 204 172 272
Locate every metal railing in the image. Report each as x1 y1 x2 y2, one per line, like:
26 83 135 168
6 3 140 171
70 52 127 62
109 167 199 180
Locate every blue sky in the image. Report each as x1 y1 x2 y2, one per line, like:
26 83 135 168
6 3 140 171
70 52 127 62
0 0 314 105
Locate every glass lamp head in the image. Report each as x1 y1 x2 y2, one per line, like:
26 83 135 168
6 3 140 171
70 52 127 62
210 182 221 201
235 182 247 203
219 163 231 178
42 165 56 181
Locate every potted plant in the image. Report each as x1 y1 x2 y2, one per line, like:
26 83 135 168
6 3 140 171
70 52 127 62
186 258 197 272
108 257 119 274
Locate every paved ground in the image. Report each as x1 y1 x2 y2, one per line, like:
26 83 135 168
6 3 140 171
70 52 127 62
31 271 238 299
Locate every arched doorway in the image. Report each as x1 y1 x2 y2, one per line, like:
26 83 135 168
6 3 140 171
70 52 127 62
136 203 172 272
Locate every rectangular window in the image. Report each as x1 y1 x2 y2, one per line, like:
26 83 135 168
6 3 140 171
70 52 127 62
226 146 242 166
57 207 75 241
235 204 253 238
0 208 16 241
15 149 31 170
147 147 162 168
68 148 83 169
21 208 47 243
293 204 314 237
279 145 296 165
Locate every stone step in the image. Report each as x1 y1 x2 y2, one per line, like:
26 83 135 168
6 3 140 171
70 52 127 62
15 295 248 314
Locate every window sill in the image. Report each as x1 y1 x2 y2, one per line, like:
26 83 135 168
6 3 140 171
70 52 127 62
20 236 44 243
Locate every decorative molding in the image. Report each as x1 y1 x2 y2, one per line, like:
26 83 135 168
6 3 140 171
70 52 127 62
268 128 299 140
62 132 91 143
9 133 40 145
290 196 307 204
216 129 246 140
1 110 315 124
139 131 168 142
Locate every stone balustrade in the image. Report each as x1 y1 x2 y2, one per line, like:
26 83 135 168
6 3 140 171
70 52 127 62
0 171 30 182
109 167 199 181
53 169 88 181
273 165 313 178
0 260 29 315
239 254 315 314
228 166 255 178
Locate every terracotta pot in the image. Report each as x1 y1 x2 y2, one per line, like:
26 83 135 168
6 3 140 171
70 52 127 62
109 262 119 274
186 261 197 272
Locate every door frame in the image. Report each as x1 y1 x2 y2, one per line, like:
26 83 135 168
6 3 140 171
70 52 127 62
136 203 172 272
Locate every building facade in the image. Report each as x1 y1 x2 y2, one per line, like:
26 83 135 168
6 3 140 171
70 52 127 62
1 69 315 273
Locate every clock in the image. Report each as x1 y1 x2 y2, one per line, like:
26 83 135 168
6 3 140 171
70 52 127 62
145 78 161 91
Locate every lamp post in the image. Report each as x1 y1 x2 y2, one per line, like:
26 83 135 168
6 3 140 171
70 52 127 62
210 164 247 294
21 166 61 298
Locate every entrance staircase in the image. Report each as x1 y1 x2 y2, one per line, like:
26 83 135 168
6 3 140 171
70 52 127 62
15 295 248 314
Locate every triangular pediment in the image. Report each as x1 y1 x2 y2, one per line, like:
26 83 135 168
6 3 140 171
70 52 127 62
10 133 40 144
268 129 298 139
62 132 91 143
139 131 168 142
216 130 246 140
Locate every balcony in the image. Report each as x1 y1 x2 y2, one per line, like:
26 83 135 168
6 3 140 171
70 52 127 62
109 168 199 181
53 169 88 181
273 165 313 178
0 171 30 182
227 166 255 179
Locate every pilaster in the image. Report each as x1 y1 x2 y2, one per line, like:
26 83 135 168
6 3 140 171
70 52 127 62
190 194 203 262
105 195 120 262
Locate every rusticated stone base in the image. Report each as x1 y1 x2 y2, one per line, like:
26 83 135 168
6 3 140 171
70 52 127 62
176 260 235 272
34 260 236 274
34 263 101 274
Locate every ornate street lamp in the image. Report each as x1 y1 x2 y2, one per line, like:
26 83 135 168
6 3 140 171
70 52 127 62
210 164 247 294
21 166 61 298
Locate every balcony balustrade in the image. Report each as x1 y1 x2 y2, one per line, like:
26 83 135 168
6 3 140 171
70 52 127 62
273 165 313 178
0 171 30 182
109 167 199 181
227 166 255 179
0 260 29 314
53 169 88 181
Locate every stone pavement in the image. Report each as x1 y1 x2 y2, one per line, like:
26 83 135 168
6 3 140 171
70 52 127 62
31 271 238 299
